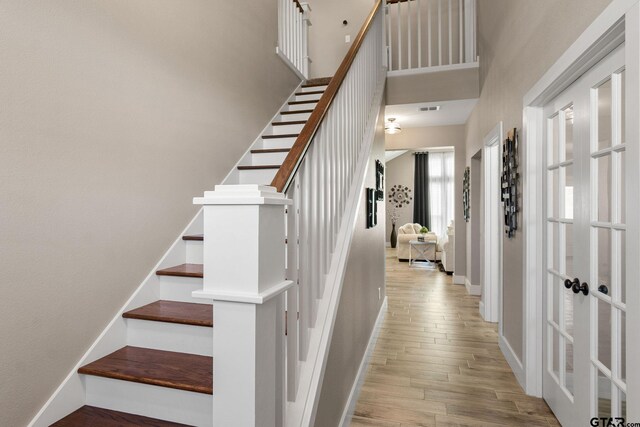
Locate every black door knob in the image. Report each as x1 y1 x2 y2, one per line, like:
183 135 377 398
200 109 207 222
598 283 609 295
572 281 589 296
565 278 579 289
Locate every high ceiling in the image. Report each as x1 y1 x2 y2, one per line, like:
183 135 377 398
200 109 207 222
385 98 478 128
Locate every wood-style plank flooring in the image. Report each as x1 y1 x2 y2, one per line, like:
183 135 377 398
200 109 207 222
351 249 559 427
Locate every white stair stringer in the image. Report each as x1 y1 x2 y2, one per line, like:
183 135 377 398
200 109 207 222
27 80 309 427
286 73 386 427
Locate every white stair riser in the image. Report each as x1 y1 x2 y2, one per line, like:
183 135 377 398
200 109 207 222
238 168 278 185
85 376 212 426
261 137 297 150
159 276 209 304
295 92 323 102
126 319 213 357
269 123 306 135
299 85 328 93
288 101 318 111
279 111 312 121
251 151 289 164
185 240 203 264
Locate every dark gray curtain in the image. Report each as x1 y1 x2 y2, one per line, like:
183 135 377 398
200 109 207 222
413 152 430 229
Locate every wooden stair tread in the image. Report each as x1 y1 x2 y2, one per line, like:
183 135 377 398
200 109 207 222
156 263 203 278
251 148 291 154
182 234 203 241
295 90 324 96
288 100 319 105
262 133 299 139
78 346 213 395
272 120 307 126
281 109 314 115
302 77 332 87
237 165 281 170
51 405 190 427
123 301 212 327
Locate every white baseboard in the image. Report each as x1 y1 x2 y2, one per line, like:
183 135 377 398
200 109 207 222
339 297 387 427
465 278 481 296
453 275 466 285
479 301 485 319
499 334 526 391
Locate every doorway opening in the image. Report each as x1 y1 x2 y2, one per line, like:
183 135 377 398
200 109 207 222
466 150 482 296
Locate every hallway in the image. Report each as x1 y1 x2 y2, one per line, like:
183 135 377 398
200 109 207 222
351 249 559 426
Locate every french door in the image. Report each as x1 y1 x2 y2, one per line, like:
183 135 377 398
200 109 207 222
543 46 627 426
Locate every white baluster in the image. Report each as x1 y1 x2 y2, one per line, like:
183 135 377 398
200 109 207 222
298 162 310 360
286 181 299 402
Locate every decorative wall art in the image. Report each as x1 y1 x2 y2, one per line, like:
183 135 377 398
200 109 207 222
502 128 519 238
367 188 378 228
463 167 470 222
375 160 385 201
388 184 412 208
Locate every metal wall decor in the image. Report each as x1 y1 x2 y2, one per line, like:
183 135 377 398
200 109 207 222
463 167 470 222
502 128 519 238
375 160 385 201
388 184 412 208
367 188 378 228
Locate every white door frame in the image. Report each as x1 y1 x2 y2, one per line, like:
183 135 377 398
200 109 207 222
521 3 639 422
481 122 503 324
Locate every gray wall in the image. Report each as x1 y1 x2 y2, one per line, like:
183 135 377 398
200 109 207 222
385 152 415 235
306 0 375 78
314 98 386 427
386 125 467 278
386 67 480 105
466 0 613 360
0 1 299 425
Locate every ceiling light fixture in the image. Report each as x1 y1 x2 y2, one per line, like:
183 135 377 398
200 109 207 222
385 118 402 134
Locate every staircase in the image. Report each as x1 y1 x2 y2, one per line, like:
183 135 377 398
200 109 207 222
48 78 330 427
37 0 386 423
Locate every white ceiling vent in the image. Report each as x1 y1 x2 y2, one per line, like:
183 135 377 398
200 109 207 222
419 106 441 112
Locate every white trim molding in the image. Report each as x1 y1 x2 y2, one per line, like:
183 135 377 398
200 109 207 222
521 0 636 399
482 122 503 325
339 297 388 427
465 278 481 296
453 275 466 285
387 61 479 77
499 335 526 391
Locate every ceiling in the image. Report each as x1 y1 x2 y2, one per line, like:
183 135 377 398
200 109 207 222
384 150 408 162
385 98 478 128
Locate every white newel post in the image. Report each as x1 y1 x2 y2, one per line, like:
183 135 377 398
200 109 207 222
193 185 293 427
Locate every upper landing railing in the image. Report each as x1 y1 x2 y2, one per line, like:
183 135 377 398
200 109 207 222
386 0 477 75
277 0 311 79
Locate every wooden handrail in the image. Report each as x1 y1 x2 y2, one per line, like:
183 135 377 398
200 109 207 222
293 0 303 14
271 0 383 193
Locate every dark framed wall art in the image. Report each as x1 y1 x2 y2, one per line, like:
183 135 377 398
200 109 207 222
502 128 519 238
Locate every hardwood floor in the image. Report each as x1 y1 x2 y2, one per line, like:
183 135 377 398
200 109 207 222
351 249 559 427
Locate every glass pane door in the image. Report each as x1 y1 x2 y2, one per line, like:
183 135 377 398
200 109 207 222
590 66 627 421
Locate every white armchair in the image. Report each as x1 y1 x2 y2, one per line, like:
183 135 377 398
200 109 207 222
441 221 455 273
396 223 440 261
